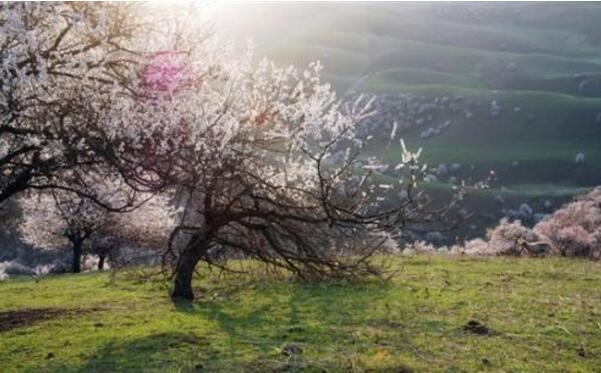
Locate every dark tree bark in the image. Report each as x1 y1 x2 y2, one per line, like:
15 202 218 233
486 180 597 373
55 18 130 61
72 239 83 273
97 254 105 270
171 233 210 300
171 250 199 300
67 229 91 274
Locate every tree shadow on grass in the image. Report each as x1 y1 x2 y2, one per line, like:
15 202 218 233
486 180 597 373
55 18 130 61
172 279 397 370
52 280 408 372
57 332 217 373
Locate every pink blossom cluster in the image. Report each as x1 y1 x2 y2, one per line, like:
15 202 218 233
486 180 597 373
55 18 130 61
450 188 601 260
451 218 539 256
534 188 601 259
138 51 189 97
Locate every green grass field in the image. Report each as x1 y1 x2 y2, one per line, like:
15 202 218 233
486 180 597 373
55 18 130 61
2 257 601 372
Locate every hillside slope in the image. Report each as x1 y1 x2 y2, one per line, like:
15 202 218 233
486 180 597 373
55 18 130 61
218 3 601 238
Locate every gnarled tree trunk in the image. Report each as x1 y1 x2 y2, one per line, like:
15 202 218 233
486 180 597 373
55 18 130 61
171 232 211 300
72 239 83 273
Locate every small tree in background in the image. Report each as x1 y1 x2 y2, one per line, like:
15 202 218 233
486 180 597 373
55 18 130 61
451 218 541 256
20 191 105 273
19 178 178 273
534 187 601 259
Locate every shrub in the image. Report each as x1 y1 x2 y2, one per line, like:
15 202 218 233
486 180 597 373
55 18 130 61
534 187 601 259
450 238 490 256
403 241 439 255
487 218 540 256
452 218 541 256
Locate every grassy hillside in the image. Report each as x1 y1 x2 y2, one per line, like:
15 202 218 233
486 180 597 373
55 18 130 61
218 3 601 236
2 257 601 372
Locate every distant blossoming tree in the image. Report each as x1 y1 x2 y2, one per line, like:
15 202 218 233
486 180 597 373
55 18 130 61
451 218 541 256
19 178 178 272
534 187 601 259
20 192 96 273
451 187 601 259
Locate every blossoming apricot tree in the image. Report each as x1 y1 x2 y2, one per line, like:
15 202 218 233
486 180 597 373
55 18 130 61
4 3 464 299
114 34 460 299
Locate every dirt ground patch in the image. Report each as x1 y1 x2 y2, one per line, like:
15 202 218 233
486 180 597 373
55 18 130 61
0 307 101 332
462 320 495 336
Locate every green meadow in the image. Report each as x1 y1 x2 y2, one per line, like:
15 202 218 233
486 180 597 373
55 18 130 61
2 257 601 372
